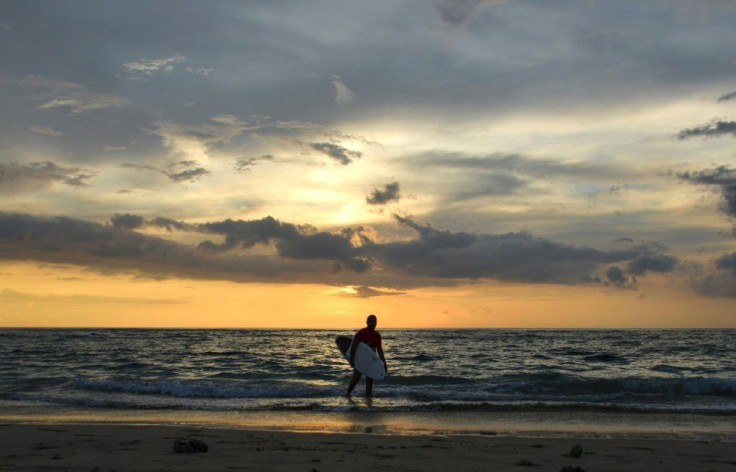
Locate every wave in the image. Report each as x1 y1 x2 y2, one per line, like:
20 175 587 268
473 373 736 398
8 392 736 415
583 354 629 364
75 378 335 399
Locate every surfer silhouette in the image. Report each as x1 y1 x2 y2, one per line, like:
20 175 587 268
346 314 387 397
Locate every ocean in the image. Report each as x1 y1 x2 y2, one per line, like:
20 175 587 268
1 329 735 437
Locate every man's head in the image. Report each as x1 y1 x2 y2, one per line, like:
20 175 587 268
366 314 377 330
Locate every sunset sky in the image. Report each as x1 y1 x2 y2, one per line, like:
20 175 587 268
1 0 735 328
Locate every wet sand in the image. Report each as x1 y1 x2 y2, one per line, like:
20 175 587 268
1 423 735 472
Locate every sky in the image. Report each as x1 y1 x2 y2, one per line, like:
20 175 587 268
1 0 735 328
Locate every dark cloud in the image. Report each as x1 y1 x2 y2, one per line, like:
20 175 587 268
627 254 678 276
309 142 362 165
717 91 736 102
367 182 401 205
715 252 736 273
198 216 304 250
0 212 341 283
677 166 736 217
148 217 195 232
0 211 681 288
111 213 144 230
605 265 629 286
676 120 736 140
0 161 94 193
372 215 640 284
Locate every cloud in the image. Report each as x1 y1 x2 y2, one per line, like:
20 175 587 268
30 125 64 137
1 211 681 290
717 91 736 102
409 152 629 180
605 265 629 286
715 252 736 273
676 120 736 140
627 254 678 276
123 55 186 75
20 75 130 114
372 215 643 284
195 217 372 273
367 182 401 205
0 161 94 194
691 252 736 298
234 155 275 172
330 76 356 106
121 160 209 183
0 212 335 284
677 166 736 217
110 213 145 230
338 286 405 298
434 0 503 27
309 142 362 165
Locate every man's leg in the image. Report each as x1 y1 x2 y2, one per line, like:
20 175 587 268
346 371 362 395
365 377 373 397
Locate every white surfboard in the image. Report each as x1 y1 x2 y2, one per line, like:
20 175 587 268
335 335 386 380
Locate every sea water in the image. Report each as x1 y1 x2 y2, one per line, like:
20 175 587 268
1 329 735 437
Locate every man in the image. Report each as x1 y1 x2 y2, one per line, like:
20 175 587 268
346 314 387 397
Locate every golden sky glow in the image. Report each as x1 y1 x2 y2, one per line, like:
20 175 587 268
1 1 736 327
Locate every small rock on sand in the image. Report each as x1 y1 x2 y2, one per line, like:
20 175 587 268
173 439 209 453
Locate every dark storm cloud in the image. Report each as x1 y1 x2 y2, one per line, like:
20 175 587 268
198 216 304 250
1 211 676 289
0 161 95 193
121 161 209 183
717 91 736 102
367 182 401 205
110 213 145 230
119 214 371 273
605 266 629 286
2 0 735 138
627 254 678 276
0 212 344 283
676 120 736 140
309 143 362 166
677 166 736 217
370 215 641 284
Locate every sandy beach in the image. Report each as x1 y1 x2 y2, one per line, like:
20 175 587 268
1 423 735 472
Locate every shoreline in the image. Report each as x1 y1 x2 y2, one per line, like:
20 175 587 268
1 423 735 472
2 406 735 441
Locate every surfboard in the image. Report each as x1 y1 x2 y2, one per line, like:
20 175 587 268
335 335 386 380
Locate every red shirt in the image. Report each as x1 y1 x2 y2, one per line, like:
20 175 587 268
354 327 382 350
